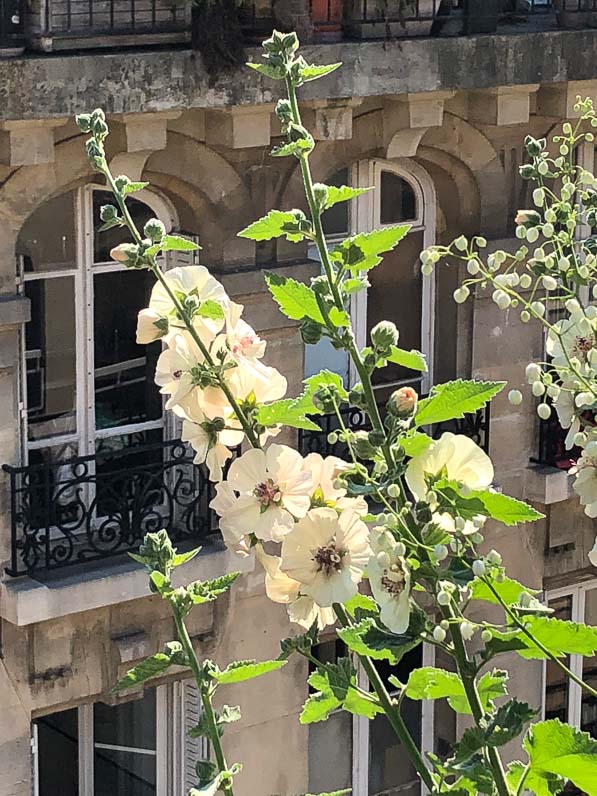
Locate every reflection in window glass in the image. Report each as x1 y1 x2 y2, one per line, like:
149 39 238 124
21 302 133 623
17 191 76 273
93 191 155 263
37 708 79 796
322 167 350 237
94 269 161 430
545 595 573 724
94 690 157 796
25 276 77 440
582 588 597 738
380 171 417 224
369 648 422 796
368 230 424 387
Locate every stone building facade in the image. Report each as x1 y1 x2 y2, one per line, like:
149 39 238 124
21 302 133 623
1 3 597 795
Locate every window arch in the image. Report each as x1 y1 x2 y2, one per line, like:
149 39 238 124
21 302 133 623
17 184 177 468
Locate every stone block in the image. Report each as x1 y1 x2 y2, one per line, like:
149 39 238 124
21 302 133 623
0 295 30 330
538 80 597 119
523 466 575 506
0 120 64 166
205 107 273 150
304 100 359 141
117 111 181 152
468 85 539 126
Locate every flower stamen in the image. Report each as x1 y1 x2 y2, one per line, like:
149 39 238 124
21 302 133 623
313 542 346 576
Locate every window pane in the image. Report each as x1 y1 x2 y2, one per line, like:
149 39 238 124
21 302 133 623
17 191 76 273
545 595 573 723
94 690 156 796
582 588 597 738
25 276 77 440
322 167 350 237
36 708 79 796
368 230 424 386
93 191 154 263
94 269 162 429
308 712 352 793
434 647 457 760
369 648 422 796
380 171 417 224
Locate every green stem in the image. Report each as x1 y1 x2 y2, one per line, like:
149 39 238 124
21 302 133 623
333 603 435 791
174 611 234 796
515 762 530 796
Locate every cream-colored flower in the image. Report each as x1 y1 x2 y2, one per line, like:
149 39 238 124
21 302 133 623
210 482 250 555
405 432 494 500
154 332 206 410
589 536 597 567
215 302 266 362
572 454 597 517
214 445 313 543
368 530 411 634
181 417 243 482
305 452 367 515
136 308 168 344
553 383 581 450
199 358 287 421
149 265 228 335
254 547 336 629
280 508 371 607
546 314 596 370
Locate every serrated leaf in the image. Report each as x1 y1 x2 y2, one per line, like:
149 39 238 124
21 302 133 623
434 480 544 526
213 659 286 684
196 300 225 321
171 547 201 568
123 181 149 194
470 575 538 608
186 572 240 605
405 667 507 715
343 688 383 719
279 621 319 660
330 226 410 273
507 761 565 796
297 62 342 83
98 217 123 232
337 616 422 665
246 61 285 80
150 569 171 594
256 396 321 431
189 705 242 738
161 235 200 252
238 210 311 243
265 271 324 324
271 138 313 158
493 615 597 660
414 379 505 428
300 689 341 724
525 719 597 794
317 183 372 210
112 642 188 693
484 699 537 747
401 431 433 458
386 346 428 372
304 370 348 402
344 593 378 618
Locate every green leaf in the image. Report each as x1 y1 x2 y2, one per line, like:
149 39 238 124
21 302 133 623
172 547 201 568
213 659 287 684
317 183 372 210
112 642 188 693
149 569 171 594
330 226 410 273
405 667 507 715
196 300 225 321
401 431 433 458
414 379 505 428
304 370 349 403
338 617 423 666
484 699 537 747
507 761 565 796
271 138 313 158
256 396 321 431
297 62 342 83
470 575 538 608
525 719 597 794
194 760 219 788
434 480 544 527
300 689 341 724
491 615 597 660
123 181 149 194
279 620 319 660
301 658 360 724
186 572 240 605
246 61 285 80
344 593 378 618
161 235 200 252
238 210 312 243
385 346 428 373
98 217 123 232
265 271 324 324
189 705 242 738
343 688 383 719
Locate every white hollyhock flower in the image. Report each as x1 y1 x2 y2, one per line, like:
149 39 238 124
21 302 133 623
546 314 596 370
572 454 597 517
553 383 581 450
136 308 168 344
254 546 335 629
280 508 371 607
149 265 228 335
368 530 411 634
305 452 368 515
214 445 313 543
155 332 207 410
210 482 250 555
589 536 597 567
181 417 243 482
405 432 494 500
215 301 267 362
199 358 287 421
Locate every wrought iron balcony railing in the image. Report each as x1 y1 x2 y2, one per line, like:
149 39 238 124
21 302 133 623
3 438 218 577
298 401 491 458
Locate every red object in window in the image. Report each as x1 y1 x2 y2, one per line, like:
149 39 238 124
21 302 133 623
311 0 344 40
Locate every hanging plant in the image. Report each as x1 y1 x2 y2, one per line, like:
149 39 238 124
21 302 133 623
191 0 247 80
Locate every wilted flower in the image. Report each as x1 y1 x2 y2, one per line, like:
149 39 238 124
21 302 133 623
280 508 371 606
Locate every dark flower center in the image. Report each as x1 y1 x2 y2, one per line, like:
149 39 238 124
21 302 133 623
254 478 282 508
313 542 346 576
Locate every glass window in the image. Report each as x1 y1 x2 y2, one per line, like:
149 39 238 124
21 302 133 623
25 276 77 440
582 588 597 738
322 167 350 238
93 191 154 263
94 691 157 796
36 708 79 796
93 269 161 430
545 595 573 724
17 191 77 273
380 171 417 224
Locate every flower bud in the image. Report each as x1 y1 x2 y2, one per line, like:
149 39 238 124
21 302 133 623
433 626 447 643
515 209 541 226
537 403 551 420
110 243 138 265
481 629 493 644
472 559 486 577
508 389 523 406
388 386 418 418
434 544 448 562
371 320 399 353
144 218 166 243
453 286 470 304
353 431 377 461
100 204 118 222
526 363 542 383
460 621 475 641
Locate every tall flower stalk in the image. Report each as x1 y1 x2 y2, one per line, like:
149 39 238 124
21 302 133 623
77 35 597 796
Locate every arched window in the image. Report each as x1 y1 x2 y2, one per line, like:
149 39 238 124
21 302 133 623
17 185 178 467
311 160 435 396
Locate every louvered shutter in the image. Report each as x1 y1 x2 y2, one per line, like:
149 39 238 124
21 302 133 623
182 679 209 794
164 231 201 270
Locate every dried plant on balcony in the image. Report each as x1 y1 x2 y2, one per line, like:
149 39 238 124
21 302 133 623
76 32 597 796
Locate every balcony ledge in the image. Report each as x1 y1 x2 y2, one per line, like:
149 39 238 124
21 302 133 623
0 542 254 626
523 464 575 506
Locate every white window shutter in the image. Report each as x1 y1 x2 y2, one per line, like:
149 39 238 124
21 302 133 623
182 679 209 794
165 231 201 270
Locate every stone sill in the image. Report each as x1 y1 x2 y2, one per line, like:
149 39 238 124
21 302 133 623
0 542 254 626
523 464 575 506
